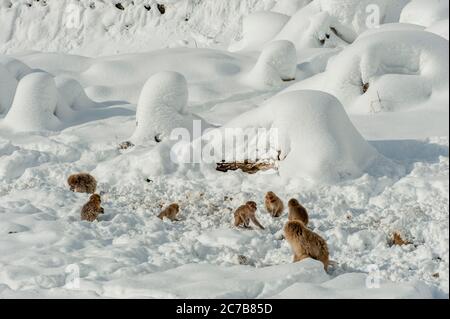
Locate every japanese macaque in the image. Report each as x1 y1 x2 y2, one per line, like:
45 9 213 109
81 194 104 222
284 220 329 271
68 173 97 194
288 199 309 226
234 201 265 230
265 191 284 218
158 203 180 221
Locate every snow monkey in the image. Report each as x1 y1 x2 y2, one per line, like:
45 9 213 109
288 198 309 226
67 173 97 194
284 220 329 271
81 194 105 222
265 191 284 217
234 201 265 230
158 203 180 222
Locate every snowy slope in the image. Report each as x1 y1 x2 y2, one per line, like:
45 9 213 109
0 0 449 299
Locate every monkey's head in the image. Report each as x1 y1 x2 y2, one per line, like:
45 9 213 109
265 192 277 202
246 201 257 211
90 194 102 205
288 198 300 207
67 175 78 191
170 203 180 211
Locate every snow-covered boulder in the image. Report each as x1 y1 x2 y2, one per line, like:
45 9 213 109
400 0 449 27
0 64 17 114
286 30 449 113
229 11 290 52
4 72 60 131
199 90 392 183
244 40 297 89
130 71 210 144
259 40 298 81
274 4 356 50
55 76 101 111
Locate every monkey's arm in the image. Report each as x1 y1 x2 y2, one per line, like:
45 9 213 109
251 216 265 230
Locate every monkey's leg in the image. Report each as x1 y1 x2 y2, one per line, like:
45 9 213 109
293 254 310 263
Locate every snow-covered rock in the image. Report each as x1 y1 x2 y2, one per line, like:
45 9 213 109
0 56 32 81
55 76 101 111
286 30 449 113
244 40 297 89
400 0 449 27
200 90 393 183
4 72 60 131
229 11 290 52
130 71 210 144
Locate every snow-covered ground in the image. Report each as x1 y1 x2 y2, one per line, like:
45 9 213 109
0 0 448 299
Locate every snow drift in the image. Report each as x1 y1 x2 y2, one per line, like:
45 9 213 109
285 30 450 113
197 90 392 183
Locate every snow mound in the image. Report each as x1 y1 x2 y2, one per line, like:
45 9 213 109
243 40 297 89
229 11 290 52
286 30 449 113
130 71 210 144
55 76 101 111
4 72 60 132
199 90 392 183
400 0 449 27
0 64 17 114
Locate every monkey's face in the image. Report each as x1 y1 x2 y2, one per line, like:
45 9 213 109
246 201 257 211
90 194 102 204
68 175 78 190
288 199 299 207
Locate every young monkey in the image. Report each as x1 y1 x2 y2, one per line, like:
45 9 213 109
234 201 265 230
284 220 329 271
288 199 309 226
158 203 180 222
265 191 284 218
68 173 97 194
81 194 105 222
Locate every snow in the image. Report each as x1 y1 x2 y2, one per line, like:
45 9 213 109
400 0 449 27
199 90 397 183
0 0 448 300
4 72 60 132
285 29 449 114
131 71 211 144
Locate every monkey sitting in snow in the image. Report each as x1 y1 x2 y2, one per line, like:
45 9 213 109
288 198 309 226
158 203 180 222
284 220 329 271
265 191 284 217
68 173 97 194
81 194 105 222
234 201 265 230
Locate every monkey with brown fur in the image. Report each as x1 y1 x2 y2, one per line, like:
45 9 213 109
284 220 329 270
265 191 284 218
234 201 265 230
158 203 180 222
68 173 97 194
81 194 105 222
288 199 309 226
